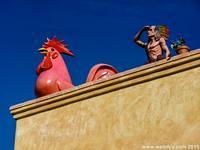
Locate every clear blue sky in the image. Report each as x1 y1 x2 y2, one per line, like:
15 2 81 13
0 0 199 149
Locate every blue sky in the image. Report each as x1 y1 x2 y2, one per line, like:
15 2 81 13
0 0 199 149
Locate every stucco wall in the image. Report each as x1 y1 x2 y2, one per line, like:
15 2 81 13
11 50 200 150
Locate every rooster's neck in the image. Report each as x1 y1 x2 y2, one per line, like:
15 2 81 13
40 54 72 83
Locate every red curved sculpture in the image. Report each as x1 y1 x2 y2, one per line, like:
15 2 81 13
86 64 118 82
35 37 74 97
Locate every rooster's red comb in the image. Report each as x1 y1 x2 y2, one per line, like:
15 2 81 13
42 37 74 56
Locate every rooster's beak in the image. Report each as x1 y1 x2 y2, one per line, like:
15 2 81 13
38 48 48 55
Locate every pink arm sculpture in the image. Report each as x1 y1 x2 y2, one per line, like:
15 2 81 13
35 37 74 97
86 64 118 82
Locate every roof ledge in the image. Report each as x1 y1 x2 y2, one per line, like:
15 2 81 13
10 49 200 119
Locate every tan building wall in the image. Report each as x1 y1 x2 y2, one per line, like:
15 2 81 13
10 49 200 150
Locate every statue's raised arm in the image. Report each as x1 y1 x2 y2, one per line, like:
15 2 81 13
133 26 149 48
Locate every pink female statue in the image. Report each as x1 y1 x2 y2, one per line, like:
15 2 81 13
86 64 118 82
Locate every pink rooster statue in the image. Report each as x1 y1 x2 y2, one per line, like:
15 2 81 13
35 37 74 97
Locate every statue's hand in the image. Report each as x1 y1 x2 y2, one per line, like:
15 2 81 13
143 26 150 31
165 52 171 60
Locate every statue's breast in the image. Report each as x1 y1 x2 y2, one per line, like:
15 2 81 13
147 41 160 50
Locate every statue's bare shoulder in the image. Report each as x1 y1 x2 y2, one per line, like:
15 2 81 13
159 37 167 46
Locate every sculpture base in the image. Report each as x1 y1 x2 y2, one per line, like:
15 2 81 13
10 49 200 150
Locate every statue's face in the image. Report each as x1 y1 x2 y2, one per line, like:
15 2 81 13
147 26 156 37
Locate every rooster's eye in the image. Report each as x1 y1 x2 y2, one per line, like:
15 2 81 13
51 48 55 51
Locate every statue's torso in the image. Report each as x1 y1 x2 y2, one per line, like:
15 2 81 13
146 40 163 62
